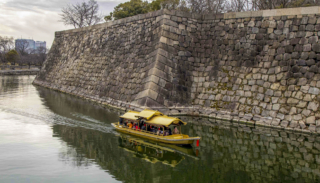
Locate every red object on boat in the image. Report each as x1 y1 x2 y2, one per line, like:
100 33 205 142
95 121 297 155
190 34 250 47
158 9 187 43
196 140 199 147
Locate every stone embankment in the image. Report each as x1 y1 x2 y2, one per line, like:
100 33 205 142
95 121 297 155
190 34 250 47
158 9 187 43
0 69 39 75
34 6 320 133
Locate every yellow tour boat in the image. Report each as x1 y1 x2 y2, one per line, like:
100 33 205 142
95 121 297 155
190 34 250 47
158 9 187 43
111 109 201 145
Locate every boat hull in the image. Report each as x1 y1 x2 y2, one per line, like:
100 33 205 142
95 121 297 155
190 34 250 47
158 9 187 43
111 123 200 145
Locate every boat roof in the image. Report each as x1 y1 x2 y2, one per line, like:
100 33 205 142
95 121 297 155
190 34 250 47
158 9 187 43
146 115 187 127
135 109 163 120
120 109 186 126
120 111 140 120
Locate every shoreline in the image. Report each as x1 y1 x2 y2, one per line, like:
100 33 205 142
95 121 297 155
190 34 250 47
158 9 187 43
0 69 40 75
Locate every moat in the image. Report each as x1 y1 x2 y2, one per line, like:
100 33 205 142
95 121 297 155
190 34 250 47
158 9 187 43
1 75 320 183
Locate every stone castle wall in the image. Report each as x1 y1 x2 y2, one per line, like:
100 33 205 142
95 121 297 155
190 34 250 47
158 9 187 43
34 6 320 133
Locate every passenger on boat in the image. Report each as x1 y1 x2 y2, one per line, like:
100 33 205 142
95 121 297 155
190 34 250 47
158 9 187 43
168 127 172 135
173 126 180 134
128 122 133 128
163 127 170 136
162 127 167 136
141 124 146 131
152 126 157 134
139 119 145 128
150 126 155 133
119 118 124 125
146 125 151 131
157 127 163 136
135 124 140 130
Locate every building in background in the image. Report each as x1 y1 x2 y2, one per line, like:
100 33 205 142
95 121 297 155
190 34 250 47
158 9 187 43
15 39 35 53
35 41 46 50
15 39 46 54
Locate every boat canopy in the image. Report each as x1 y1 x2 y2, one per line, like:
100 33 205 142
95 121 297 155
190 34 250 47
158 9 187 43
120 109 186 127
135 109 163 120
146 116 187 127
120 111 140 120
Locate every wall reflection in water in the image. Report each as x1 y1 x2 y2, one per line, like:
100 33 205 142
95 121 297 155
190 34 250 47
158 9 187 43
0 75 35 94
37 86 320 183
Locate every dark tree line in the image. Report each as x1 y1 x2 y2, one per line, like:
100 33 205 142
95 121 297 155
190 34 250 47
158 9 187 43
0 36 47 68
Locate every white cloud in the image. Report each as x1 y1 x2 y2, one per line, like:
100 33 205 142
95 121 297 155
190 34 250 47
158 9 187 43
0 0 126 48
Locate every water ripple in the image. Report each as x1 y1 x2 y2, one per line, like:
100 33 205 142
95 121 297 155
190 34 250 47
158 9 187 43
0 105 116 134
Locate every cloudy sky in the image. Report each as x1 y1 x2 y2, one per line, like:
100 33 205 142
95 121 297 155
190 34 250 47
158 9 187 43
0 0 126 48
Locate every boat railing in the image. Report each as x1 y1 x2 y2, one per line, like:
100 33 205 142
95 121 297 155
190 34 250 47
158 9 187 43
119 123 171 137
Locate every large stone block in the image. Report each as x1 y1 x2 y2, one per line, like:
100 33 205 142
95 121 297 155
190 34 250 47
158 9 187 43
306 116 316 124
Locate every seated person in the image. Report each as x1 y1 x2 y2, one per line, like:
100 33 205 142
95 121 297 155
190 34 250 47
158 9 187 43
119 118 124 125
164 127 170 136
173 126 179 134
162 127 167 136
128 122 133 129
139 120 144 129
150 126 155 133
157 127 163 135
141 124 146 131
135 124 140 130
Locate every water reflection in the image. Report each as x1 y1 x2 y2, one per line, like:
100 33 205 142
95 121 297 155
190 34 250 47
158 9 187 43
37 85 320 183
0 75 35 94
118 135 186 167
35 85 120 124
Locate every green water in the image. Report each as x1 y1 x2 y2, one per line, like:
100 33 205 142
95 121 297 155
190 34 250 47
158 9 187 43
0 75 320 183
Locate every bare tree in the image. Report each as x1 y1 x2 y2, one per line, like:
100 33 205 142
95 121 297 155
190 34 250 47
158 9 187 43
227 0 251 12
0 36 14 63
224 0 320 12
159 0 181 10
208 0 226 13
15 40 31 56
60 0 103 28
253 0 279 9
17 46 48 68
252 0 317 10
35 47 48 66
187 0 227 14
19 54 33 69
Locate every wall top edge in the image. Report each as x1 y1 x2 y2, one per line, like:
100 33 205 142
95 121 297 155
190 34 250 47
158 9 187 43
56 6 320 35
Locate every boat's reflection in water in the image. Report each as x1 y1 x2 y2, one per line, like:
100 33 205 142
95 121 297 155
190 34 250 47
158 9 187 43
118 134 199 167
